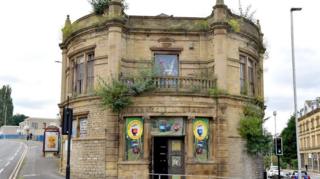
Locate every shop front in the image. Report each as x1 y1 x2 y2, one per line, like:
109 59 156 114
124 116 210 179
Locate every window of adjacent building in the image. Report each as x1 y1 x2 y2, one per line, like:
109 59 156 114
312 135 315 147
239 54 257 96
72 52 95 95
31 122 38 129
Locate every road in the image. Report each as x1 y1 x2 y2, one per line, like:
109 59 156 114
0 140 26 179
18 141 63 179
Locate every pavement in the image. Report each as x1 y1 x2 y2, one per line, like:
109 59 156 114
17 140 64 179
0 140 26 179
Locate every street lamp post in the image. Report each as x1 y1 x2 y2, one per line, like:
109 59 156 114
290 7 302 179
273 111 277 137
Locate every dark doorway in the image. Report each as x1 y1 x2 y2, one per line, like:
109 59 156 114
153 137 184 179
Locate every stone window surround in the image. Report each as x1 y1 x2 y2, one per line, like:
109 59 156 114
68 48 95 96
151 47 183 77
239 52 258 96
72 111 89 139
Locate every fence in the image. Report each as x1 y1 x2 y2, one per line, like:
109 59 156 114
118 173 242 179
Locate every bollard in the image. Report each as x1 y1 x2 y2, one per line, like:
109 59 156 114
263 171 267 179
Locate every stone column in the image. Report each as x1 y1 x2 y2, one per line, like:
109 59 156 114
61 49 67 102
210 118 215 160
187 116 194 162
118 117 124 161
143 115 151 161
107 0 124 81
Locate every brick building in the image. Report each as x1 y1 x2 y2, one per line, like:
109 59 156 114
59 0 265 178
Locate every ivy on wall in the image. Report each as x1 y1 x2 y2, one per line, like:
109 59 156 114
238 104 272 155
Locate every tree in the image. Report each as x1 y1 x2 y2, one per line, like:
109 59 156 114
280 116 297 169
0 85 14 126
11 114 28 126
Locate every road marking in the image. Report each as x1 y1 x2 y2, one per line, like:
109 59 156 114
9 143 28 179
5 162 10 167
23 174 39 177
0 168 4 174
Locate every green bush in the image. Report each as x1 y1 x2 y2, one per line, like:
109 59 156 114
239 104 272 155
96 68 155 114
90 0 110 15
96 79 132 113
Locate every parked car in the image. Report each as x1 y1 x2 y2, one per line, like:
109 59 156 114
291 171 310 179
268 166 280 178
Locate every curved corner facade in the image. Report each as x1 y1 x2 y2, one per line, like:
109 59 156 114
59 1 265 178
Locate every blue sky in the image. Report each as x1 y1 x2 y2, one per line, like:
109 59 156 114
0 0 318 134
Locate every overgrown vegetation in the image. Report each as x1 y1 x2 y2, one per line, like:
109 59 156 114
228 18 240 32
238 0 256 21
208 87 228 97
90 0 110 15
239 104 272 155
194 20 209 31
96 69 155 114
96 79 132 114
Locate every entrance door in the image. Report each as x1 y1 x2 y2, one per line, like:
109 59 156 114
153 137 184 179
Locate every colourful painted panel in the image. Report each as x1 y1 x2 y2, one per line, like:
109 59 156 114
193 118 209 161
151 117 184 136
125 117 144 160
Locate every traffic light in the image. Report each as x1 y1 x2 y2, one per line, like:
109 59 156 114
62 107 73 135
274 137 283 155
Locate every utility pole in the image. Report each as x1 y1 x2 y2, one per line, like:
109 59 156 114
290 7 302 179
2 87 7 139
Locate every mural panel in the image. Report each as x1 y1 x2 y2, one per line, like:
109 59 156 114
193 118 209 161
125 117 144 160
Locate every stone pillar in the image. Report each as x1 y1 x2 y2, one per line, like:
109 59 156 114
143 116 151 161
187 116 194 162
210 118 215 160
61 49 67 102
118 118 124 161
107 0 124 81
107 26 122 80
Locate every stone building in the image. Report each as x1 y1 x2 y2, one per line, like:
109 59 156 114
298 98 320 173
59 0 265 178
19 117 59 140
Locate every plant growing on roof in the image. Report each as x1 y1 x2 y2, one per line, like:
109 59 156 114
90 0 110 15
228 18 240 32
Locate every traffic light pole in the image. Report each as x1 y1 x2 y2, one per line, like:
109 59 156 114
278 155 280 178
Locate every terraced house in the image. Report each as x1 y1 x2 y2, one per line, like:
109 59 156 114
59 0 266 178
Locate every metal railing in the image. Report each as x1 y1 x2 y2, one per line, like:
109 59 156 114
118 173 241 179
